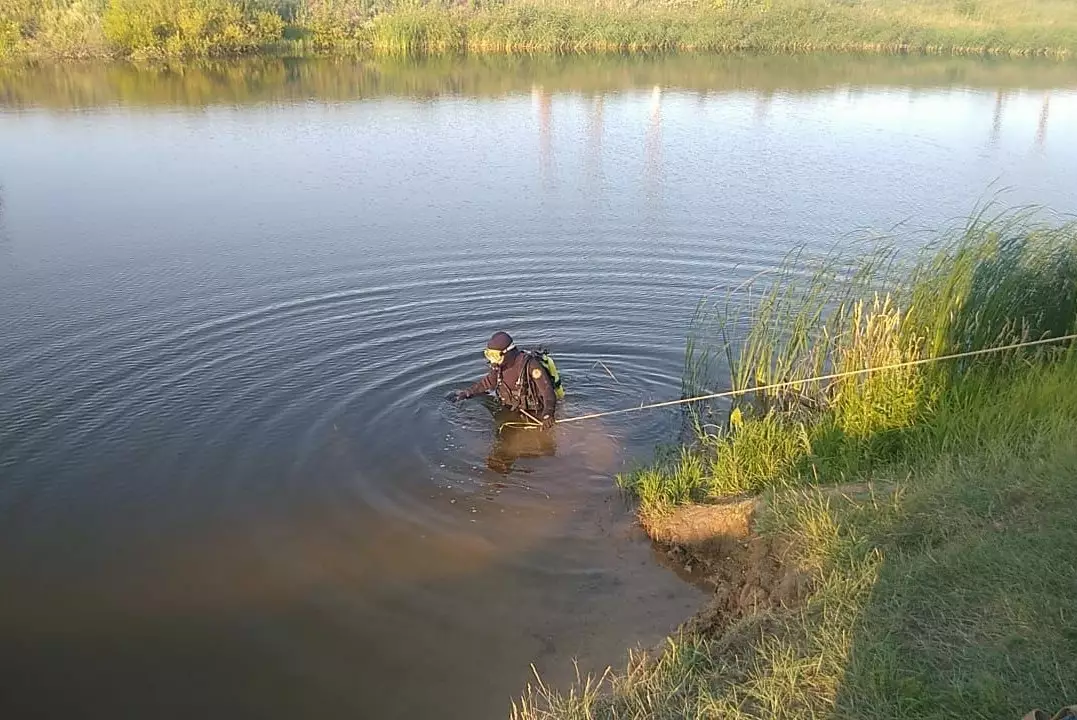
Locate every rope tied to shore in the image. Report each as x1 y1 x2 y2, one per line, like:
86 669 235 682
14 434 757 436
499 332 1077 431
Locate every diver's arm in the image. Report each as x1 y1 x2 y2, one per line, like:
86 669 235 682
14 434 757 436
460 367 498 399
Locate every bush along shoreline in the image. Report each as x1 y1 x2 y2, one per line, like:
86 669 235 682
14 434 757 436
4 0 1077 62
516 208 1077 719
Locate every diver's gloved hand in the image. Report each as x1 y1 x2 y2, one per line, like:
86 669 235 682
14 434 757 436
448 390 468 402
541 415 555 430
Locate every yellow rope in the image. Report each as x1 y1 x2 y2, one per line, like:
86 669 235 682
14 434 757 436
498 421 538 432
497 409 544 433
548 332 1077 427
519 408 543 425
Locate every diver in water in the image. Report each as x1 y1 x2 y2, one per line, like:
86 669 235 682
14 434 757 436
450 331 562 430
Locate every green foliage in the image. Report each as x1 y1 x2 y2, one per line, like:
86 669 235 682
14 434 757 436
618 447 709 511
369 4 465 55
708 410 809 494
637 209 1077 512
4 0 1077 60
296 0 376 50
0 0 109 58
829 295 930 438
516 357 1077 720
102 0 284 57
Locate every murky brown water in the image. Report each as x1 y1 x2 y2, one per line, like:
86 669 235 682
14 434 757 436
1 55 1076 720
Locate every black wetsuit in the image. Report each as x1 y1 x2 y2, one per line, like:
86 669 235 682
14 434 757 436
462 350 557 418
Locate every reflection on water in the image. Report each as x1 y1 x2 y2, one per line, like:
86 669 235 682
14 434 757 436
645 85 664 206
1 54 1077 720
2 54 1077 110
1037 92 1052 150
991 89 1059 150
0 184 9 256
586 95 604 189
992 90 1006 143
486 408 557 476
536 85 554 186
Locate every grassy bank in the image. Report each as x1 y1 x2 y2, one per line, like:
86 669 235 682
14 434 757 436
625 209 1077 517
3 0 1077 61
516 211 1077 718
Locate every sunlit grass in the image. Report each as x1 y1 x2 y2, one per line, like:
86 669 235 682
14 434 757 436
517 355 1077 719
572 207 1077 720
4 0 1077 60
620 208 1077 513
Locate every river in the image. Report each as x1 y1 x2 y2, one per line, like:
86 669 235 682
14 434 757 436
1 55 1075 720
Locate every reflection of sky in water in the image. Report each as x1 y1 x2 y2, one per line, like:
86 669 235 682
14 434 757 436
2 88 1075 276
529 87 1077 238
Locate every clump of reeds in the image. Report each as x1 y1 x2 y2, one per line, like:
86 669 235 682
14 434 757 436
622 208 1077 511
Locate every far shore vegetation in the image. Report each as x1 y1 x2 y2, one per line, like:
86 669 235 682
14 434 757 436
3 0 1077 62
515 208 1077 719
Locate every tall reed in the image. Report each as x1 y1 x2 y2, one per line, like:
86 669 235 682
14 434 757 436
622 209 1077 511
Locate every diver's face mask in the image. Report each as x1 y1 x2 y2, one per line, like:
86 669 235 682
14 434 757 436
484 344 515 366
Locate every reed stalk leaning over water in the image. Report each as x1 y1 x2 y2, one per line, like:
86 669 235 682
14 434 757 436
516 207 1077 720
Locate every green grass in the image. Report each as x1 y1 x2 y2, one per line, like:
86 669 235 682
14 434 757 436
516 350 1077 720
622 208 1077 514
535 208 1077 720
4 0 1077 60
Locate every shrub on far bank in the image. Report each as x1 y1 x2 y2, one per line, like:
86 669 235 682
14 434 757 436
102 0 285 57
1 0 110 59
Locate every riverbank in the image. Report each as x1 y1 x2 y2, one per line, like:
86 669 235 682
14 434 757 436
515 211 1077 718
3 0 1077 61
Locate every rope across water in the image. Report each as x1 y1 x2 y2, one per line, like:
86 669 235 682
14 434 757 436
500 333 1077 431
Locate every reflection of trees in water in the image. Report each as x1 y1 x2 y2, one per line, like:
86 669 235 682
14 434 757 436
753 89 774 123
644 85 663 204
534 84 554 186
532 84 664 198
1036 92 1051 150
989 90 1053 149
0 185 10 256
585 94 604 188
2 56 1074 111
530 82 666 199
991 90 1006 144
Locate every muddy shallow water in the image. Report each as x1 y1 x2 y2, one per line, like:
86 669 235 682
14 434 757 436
1 55 1076 719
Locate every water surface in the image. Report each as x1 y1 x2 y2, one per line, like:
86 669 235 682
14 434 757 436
1 55 1076 720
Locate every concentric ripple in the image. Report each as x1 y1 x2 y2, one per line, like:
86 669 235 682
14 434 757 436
0 230 740 569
